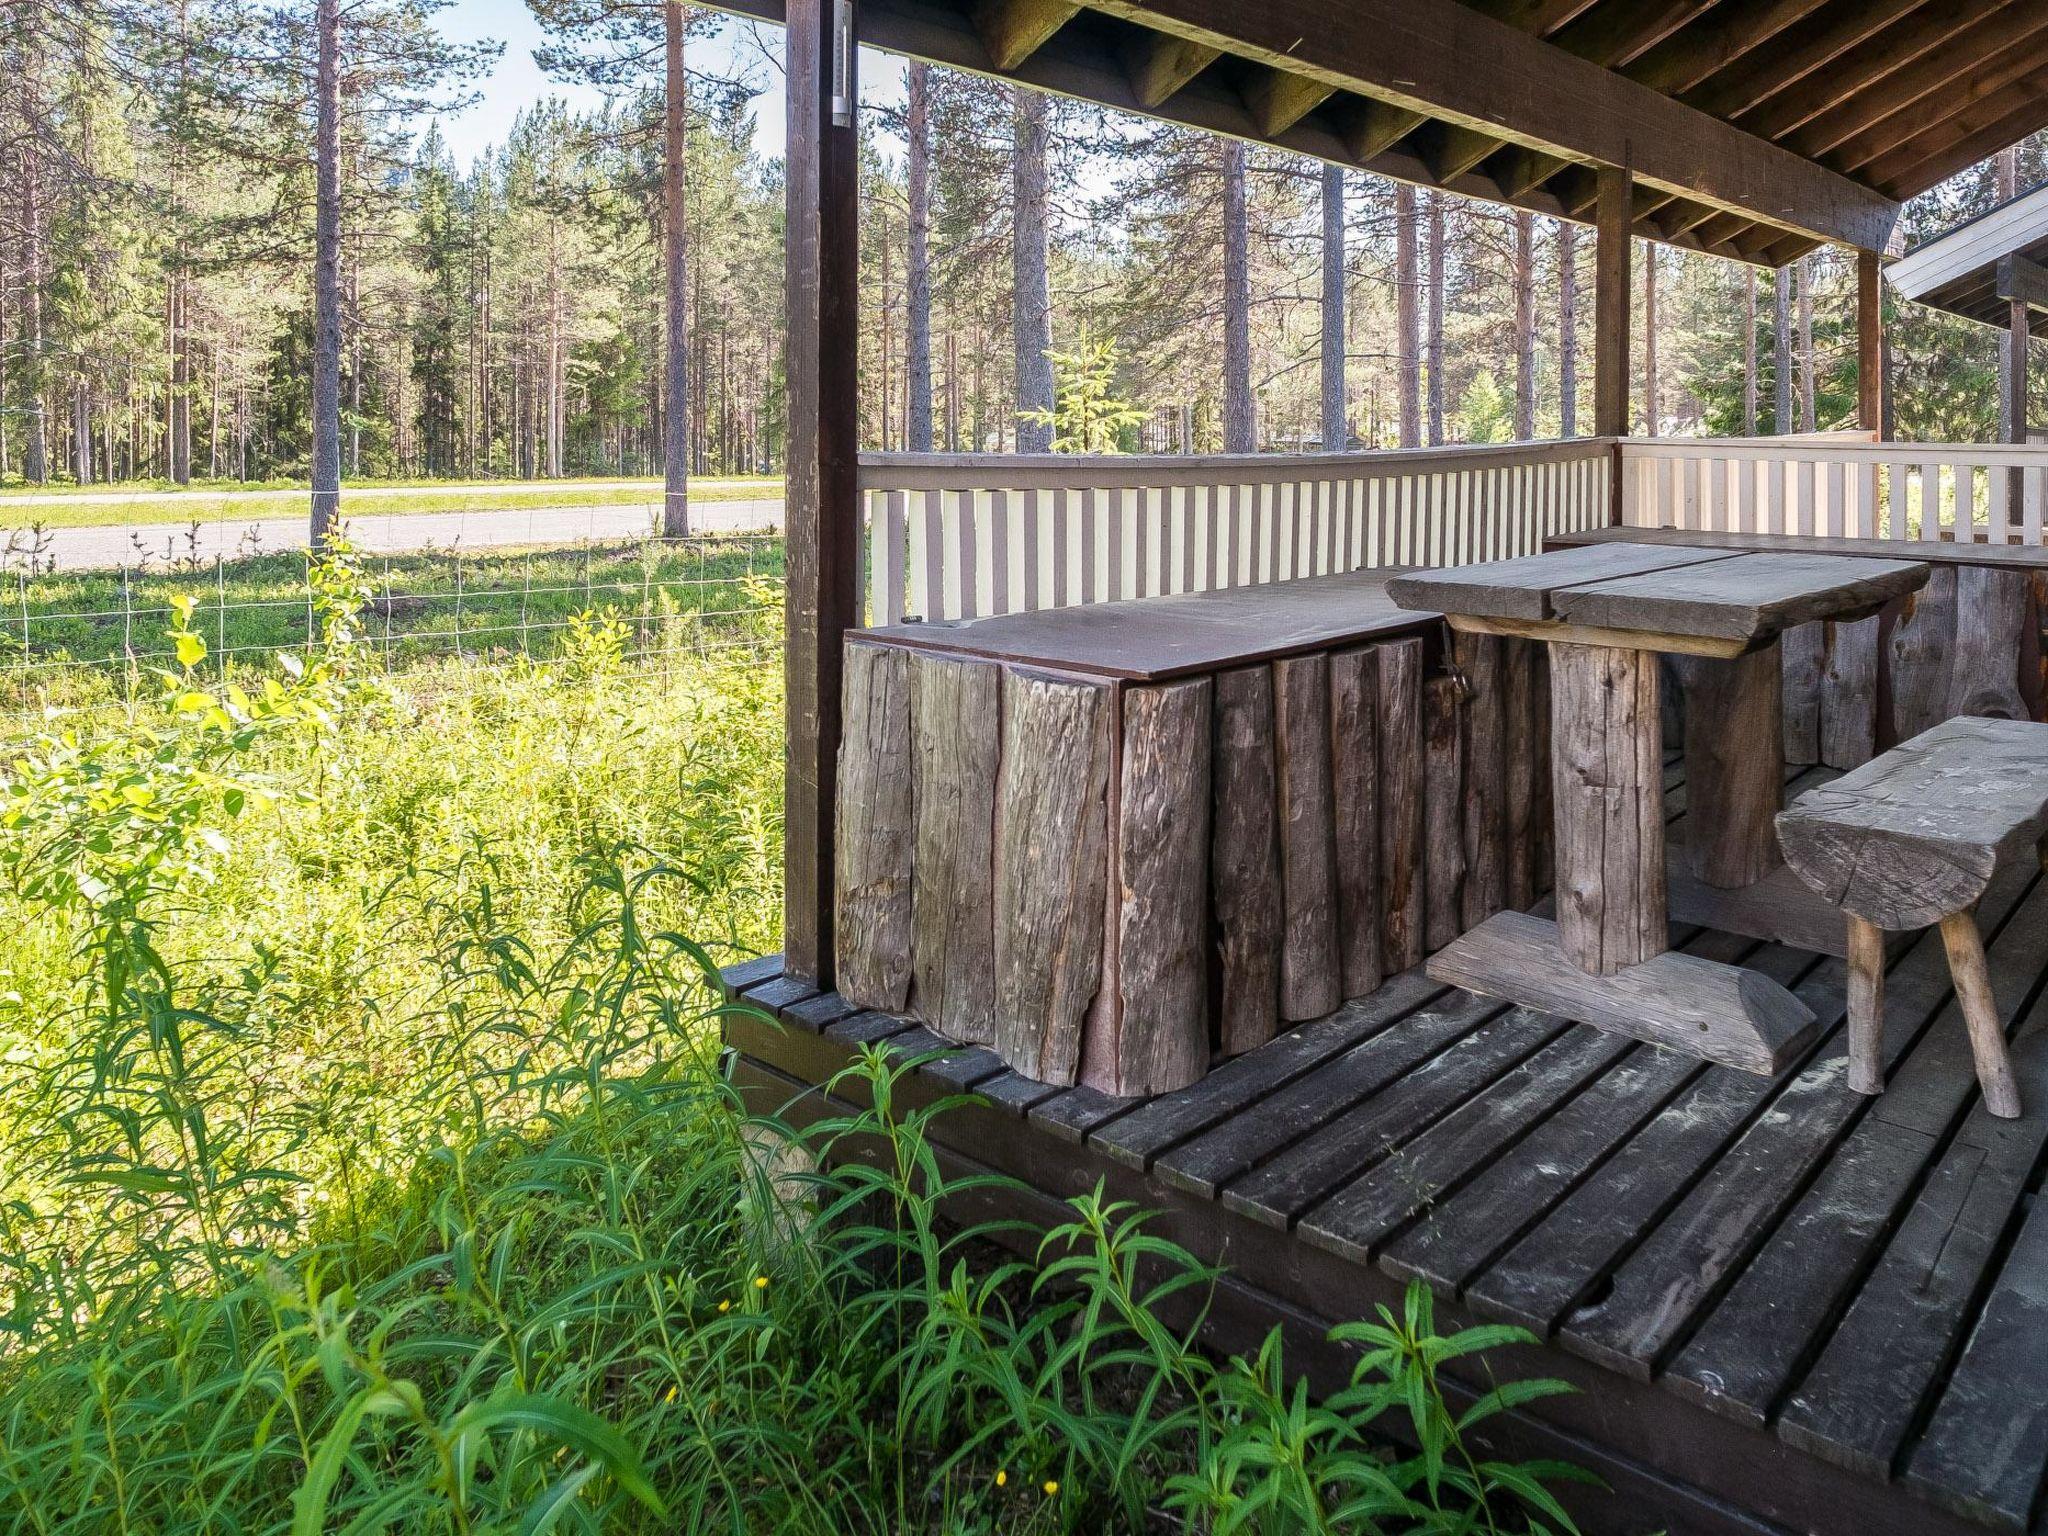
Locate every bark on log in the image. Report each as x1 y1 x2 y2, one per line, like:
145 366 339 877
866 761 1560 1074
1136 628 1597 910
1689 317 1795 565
992 668 1110 1083
1102 679 1213 1095
1781 621 1824 766
835 642 914 1010
1424 670 1466 952
1457 630 1507 930
1329 646 1384 998
1212 665 1282 1055
1378 637 1427 970
1820 614 1880 770
1275 654 1341 1020
910 652 999 1042
1673 642 1784 890
1502 638 1539 909
1950 567 2031 721
1887 565 1957 744
1550 642 1666 975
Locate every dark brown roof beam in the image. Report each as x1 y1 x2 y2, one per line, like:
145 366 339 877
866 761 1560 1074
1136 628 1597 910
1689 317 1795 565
1624 0 1831 96
1547 164 1600 217
1489 145 1572 198
1462 0 1602 38
1242 66 1336 136
1998 254 2048 314
1653 198 1722 240
1418 121 1508 183
1867 72 2048 199
1805 19 2048 173
1683 0 1928 122
974 0 1083 68
1739 0 2020 144
1333 97 1428 160
1124 29 1222 107
1690 209 1751 250
1548 0 1719 71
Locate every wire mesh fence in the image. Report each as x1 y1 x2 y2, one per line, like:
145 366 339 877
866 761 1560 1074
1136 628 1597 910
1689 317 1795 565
0 529 787 719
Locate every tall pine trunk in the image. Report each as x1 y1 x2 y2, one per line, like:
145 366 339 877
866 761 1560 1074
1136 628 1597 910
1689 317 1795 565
1796 254 1815 430
1319 161 1345 450
662 1 690 533
1642 242 1657 436
1396 184 1419 448
1011 86 1053 452
311 0 341 544
1513 210 1534 441
1999 147 2020 441
22 122 48 484
1743 266 1757 434
1424 191 1444 446
1221 139 1253 452
906 62 933 452
1774 264 1792 434
1557 220 1577 438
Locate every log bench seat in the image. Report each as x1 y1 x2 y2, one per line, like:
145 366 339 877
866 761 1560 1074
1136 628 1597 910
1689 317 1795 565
1777 715 2048 1118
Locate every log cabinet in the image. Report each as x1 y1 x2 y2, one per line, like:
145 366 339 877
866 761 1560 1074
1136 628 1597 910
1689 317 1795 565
832 569 1551 1095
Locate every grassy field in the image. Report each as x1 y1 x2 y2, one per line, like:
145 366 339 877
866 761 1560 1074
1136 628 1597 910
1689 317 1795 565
0 548 1588 1533
0 475 784 530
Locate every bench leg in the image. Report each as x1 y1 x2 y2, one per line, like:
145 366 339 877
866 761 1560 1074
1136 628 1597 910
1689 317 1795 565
1845 915 1886 1096
1937 910 2023 1120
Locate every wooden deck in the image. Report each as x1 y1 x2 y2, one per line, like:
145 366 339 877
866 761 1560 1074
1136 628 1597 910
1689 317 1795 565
721 764 2048 1536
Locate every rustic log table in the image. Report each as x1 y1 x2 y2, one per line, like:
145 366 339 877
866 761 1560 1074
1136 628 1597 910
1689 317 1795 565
1390 544 1930 1075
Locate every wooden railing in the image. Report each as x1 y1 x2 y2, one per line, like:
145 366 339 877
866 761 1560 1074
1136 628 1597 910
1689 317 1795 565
856 440 1612 624
1619 435 2048 545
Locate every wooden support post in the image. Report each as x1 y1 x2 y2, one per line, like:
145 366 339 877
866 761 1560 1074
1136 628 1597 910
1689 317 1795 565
783 0 862 984
1594 164 1633 444
2010 297 2031 447
1845 914 1885 1097
1857 249 1884 437
1673 642 1783 889
1550 641 1665 975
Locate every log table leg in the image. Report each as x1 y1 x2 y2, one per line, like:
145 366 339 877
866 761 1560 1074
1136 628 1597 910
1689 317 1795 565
1549 642 1666 975
1938 910 2024 1120
1673 641 1784 889
1845 914 1886 1096
1426 636 1818 1077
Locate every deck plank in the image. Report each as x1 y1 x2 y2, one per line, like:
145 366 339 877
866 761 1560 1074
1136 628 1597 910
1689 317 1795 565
1151 989 1509 1199
1089 969 1447 1171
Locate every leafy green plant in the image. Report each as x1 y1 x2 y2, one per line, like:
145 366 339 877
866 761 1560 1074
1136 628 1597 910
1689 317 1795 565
1021 327 1150 454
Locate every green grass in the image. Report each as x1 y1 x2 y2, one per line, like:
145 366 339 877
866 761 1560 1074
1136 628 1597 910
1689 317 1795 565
0 552 1591 1533
0 476 784 530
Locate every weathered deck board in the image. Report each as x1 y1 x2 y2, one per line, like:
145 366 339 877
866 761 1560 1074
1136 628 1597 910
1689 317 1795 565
720 811 2048 1536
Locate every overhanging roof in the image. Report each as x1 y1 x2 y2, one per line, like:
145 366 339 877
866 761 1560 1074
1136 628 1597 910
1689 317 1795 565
712 0 2048 264
1888 180 2048 339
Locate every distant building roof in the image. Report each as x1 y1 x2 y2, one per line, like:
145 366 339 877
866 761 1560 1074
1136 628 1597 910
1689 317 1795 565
1888 181 2048 338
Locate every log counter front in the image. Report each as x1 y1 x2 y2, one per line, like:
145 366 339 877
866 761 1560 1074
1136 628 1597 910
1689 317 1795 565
831 570 1552 1096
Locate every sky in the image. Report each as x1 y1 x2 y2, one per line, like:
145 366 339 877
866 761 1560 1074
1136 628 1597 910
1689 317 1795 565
423 0 909 168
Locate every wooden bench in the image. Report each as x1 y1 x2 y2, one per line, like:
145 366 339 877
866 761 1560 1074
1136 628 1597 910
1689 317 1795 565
1777 715 2048 1119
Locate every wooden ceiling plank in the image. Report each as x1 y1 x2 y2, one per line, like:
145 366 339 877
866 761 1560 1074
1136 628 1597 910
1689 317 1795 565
1862 68 2048 197
974 0 1084 68
1125 29 1223 106
1682 0 1928 123
1810 21 2048 172
1624 0 1830 97
1243 66 1336 135
1549 0 1720 71
1334 96 1428 160
1080 0 1898 249
1739 0 2023 145
1462 0 1602 37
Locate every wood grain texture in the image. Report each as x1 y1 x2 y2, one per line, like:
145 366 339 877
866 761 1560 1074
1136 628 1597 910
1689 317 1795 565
1549 552 1928 644
1328 646 1384 998
1845 914 1885 1096
1104 679 1213 1096
835 642 915 1011
1780 620 1824 766
992 668 1111 1084
1937 911 2023 1119
1819 614 1880 770
1457 630 1507 931
1386 544 1733 621
1427 910 1819 1075
1549 642 1666 975
1378 637 1426 972
1949 565 2031 721
1778 715 2048 930
1887 564 1957 743
1424 669 1467 953
909 651 1000 1043
1672 642 1783 890
1502 638 1540 909
1211 665 1282 1056
1275 654 1342 1020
